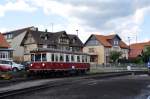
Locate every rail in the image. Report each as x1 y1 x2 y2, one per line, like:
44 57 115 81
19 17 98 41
90 64 148 73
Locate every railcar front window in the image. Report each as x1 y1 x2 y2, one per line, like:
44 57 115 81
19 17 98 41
42 54 47 61
35 54 41 61
31 54 34 61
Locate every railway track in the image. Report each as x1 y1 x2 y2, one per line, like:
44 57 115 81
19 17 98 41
0 71 144 98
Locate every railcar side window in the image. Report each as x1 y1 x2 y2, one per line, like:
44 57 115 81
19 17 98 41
71 55 74 62
55 54 58 62
66 54 69 62
42 54 47 61
35 54 41 61
51 54 54 62
60 54 64 62
85 56 87 62
31 54 34 61
82 55 85 62
77 55 80 62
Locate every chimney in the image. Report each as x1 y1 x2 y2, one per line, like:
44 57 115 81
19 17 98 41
45 29 48 32
36 28 38 31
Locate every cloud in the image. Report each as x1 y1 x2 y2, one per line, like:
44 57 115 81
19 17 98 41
1 0 150 43
0 27 7 33
0 0 37 17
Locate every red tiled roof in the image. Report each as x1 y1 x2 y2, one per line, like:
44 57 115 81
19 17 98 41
129 49 143 58
0 33 10 48
130 41 150 49
119 41 129 49
95 35 112 47
94 34 128 48
129 41 150 58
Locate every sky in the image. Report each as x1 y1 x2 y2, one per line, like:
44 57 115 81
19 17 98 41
0 0 150 44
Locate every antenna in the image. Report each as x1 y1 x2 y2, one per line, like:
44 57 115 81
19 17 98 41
136 34 137 43
76 29 78 37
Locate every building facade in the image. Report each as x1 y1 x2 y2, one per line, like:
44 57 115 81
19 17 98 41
129 41 150 59
20 30 83 61
3 26 36 61
0 33 12 60
83 34 128 64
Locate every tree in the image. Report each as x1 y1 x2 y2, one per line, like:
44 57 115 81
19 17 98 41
109 51 122 63
142 46 150 63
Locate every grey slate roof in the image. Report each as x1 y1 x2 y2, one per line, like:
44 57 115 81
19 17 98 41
68 34 83 47
3 26 34 38
23 30 83 47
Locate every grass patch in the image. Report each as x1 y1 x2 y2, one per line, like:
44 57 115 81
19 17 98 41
0 70 28 80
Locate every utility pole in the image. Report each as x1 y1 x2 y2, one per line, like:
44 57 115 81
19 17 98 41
51 23 54 32
136 34 137 43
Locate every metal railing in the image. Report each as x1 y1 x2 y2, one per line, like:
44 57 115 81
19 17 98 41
90 63 148 73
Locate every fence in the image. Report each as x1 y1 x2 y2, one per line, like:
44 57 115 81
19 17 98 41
90 63 148 73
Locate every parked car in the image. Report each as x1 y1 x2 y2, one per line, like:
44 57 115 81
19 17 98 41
21 61 31 70
0 60 24 72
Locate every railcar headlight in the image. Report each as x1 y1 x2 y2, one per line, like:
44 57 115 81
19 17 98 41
42 63 45 67
72 66 75 69
30 64 33 67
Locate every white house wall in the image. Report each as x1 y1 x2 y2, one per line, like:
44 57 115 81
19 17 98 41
11 31 26 60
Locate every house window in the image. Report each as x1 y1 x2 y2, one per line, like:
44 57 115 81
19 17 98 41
45 36 48 40
47 45 55 49
24 45 29 54
6 34 12 39
88 48 95 53
0 52 8 59
59 38 69 44
114 40 119 45
38 44 43 48
72 38 76 43
43 45 47 48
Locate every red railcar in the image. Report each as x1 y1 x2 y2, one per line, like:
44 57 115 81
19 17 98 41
28 48 90 75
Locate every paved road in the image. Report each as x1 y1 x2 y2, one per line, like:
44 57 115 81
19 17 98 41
4 74 150 99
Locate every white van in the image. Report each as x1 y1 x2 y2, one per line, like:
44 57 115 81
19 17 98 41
0 60 24 72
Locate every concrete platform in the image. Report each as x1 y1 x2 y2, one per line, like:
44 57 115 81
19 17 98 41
0 79 60 93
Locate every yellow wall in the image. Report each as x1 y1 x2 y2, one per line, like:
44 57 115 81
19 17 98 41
83 46 105 64
83 46 128 64
24 44 37 61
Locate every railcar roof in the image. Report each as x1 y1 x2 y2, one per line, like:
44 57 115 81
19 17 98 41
30 48 89 55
